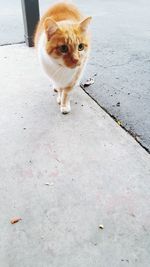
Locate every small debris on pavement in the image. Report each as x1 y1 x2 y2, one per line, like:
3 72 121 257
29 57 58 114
130 213 136 217
99 224 104 229
75 102 78 104
10 217 22 224
116 102 120 107
45 183 50 186
45 182 54 186
117 120 122 126
80 74 97 89
121 259 129 263
82 78 95 87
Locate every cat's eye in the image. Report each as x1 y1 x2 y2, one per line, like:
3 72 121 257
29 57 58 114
59 45 68 53
78 43 84 51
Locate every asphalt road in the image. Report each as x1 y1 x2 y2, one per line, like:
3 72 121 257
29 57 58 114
82 0 150 152
0 0 150 151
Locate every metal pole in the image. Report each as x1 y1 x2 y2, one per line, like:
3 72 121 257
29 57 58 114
21 0 40 47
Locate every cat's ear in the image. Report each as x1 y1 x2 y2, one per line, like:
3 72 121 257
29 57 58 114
44 17 58 39
79 16 92 32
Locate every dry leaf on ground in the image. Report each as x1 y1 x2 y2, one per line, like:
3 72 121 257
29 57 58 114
10 217 22 224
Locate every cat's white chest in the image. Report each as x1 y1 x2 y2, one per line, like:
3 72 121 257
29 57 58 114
37 34 77 88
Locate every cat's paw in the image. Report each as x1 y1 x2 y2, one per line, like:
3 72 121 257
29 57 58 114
60 103 71 114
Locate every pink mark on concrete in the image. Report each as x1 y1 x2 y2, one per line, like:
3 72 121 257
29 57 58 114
23 168 33 178
49 170 59 177
96 192 150 215
43 143 52 151
14 164 33 179
34 143 53 152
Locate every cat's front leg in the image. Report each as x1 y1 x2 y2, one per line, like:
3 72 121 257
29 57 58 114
57 89 62 105
53 87 62 105
60 89 71 114
60 67 82 114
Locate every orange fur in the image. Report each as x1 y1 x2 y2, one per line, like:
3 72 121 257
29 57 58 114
34 2 91 114
34 2 83 46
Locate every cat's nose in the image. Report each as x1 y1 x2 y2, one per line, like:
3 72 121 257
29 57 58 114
71 57 79 65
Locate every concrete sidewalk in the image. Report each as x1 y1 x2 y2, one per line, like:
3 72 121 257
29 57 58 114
0 44 150 267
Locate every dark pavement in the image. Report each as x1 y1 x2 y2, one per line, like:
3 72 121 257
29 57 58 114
83 0 150 152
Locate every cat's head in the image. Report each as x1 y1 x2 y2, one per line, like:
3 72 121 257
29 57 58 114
44 17 91 69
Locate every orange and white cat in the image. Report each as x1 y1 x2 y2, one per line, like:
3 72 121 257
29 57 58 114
34 2 91 114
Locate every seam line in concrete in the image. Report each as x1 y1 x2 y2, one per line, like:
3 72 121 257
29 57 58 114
81 86 150 154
